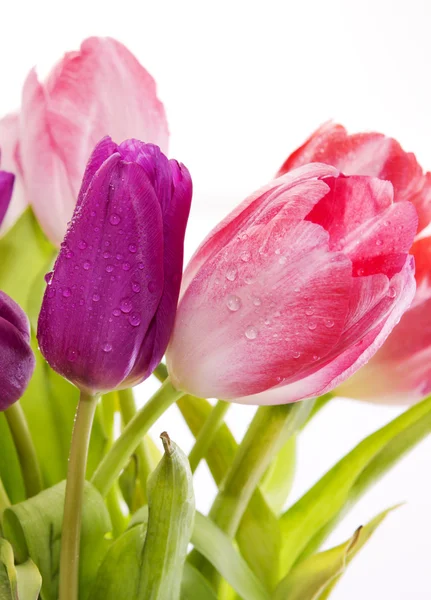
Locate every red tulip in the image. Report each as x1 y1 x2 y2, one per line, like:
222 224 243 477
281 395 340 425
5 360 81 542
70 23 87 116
166 164 417 404
279 123 431 403
0 37 168 244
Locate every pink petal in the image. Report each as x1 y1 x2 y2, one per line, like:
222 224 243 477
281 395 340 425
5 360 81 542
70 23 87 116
0 114 27 230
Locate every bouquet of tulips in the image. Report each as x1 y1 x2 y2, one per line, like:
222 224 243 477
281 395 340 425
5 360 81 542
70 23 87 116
0 37 430 600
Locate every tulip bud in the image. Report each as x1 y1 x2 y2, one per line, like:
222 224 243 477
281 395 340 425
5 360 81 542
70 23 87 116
0 159 14 226
279 123 431 404
167 164 417 404
37 137 192 395
0 291 35 410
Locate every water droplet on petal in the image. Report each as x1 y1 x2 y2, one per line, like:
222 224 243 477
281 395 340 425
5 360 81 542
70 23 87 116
226 295 242 311
128 244 137 253
106 265 114 273
244 274 255 284
294 287 300 293
93 294 100 302
226 266 238 281
148 281 158 293
112 309 121 317
83 261 91 270
120 298 133 313
388 286 397 298
67 349 78 362
245 326 258 340
375 239 383 246
45 271 53 284
47 288 56 298
253 296 262 306
240 251 251 262
62 288 71 298
138 263 145 270
103 251 111 259
325 319 334 328
384 220 391 227
78 240 87 250
65 249 74 259
91 210 97 217
312 354 319 361
293 351 301 359
109 214 121 225
305 307 314 316
357 268 365 276
122 262 131 271
308 322 317 330
129 313 141 327
102 343 112 353
132 282 141 293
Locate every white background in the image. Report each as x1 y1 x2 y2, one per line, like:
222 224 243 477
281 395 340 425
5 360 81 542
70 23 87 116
1 1 431 598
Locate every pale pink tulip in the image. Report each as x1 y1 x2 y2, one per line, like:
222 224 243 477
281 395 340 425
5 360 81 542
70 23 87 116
280 123 431 403
166 164 417 404
0 37 168 244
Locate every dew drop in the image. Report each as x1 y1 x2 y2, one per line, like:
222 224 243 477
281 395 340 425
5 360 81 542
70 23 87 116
253 296 262 307
148 280 158 293
83 261 91 270
116 253 124 261
138 262 145 270
312 355 320 361
79 299 84 306
78 240 87 250
109 214 121 225
132 282 141 293
278 256 287 265
375 239 383 246
293 351 301 359
128 243 137 253
244 274 255 285
240 250 251 262
102 343 112 353
122 262 131 271
45 271 53 284
62 287 71 298
120 298 133 313
129 313 141 327
105 265 114 273
93 293 100 302
67 349 78 362
357 268 365 276
226 295 242 311
384 220 391 227
91 211 97 217
245 326 258 340
225 266 238 281
103 251 111 259
305 307 314 316
275 249 281 255
65 249 74 259
47 288 56 298
94 226 100 233
308 322 317 331
294 287 300 293
325 319 334 328
387 286 397 298
112 309 121 317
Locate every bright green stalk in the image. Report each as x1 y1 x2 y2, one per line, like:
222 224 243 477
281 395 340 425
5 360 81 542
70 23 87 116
188 400 230 473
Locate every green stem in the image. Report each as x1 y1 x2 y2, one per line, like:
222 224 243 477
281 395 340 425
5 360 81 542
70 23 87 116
189 400 230 473
209 399 315 538
0 478 11 516
118 389 154 499
91 378 184 498
59 392 98 600
106 482 128 537
5 402 43 497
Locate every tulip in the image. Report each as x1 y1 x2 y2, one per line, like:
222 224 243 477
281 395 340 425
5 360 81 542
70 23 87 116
166 163 417 404
0 291 35 410
37 137 192 395
279 123 431 403
0 37 169 244
0 158 14 227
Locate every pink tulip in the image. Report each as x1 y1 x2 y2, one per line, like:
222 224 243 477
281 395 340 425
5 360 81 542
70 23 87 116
0 37 168 245
166 164 417 404
279 123 431 403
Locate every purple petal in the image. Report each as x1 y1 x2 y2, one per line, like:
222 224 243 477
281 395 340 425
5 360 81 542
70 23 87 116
0 170 14 227
75 136 118 210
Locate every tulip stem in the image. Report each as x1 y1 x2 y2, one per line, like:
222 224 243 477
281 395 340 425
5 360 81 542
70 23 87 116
188 400 230 473
0 478 11 517
5 402 43 497
92 378 184 498
118 388 155 501
59 392 98 600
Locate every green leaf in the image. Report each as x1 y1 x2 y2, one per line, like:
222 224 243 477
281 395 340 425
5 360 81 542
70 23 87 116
178 395 281 590
2 481 112 600
260 435 296 515
191 511 270 600
0 538 42 600
0 414 26 504
181 563 218 600
274 506 396 600
279 395 431 577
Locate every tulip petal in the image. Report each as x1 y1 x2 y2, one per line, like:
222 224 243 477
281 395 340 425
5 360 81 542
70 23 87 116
307 176 418 277
168 217 352 399
279 122 431 233
38 158 165 394
0 114 27 230
0 170 14 228
0 291 30 342
238 257 416 404
19 69 76 244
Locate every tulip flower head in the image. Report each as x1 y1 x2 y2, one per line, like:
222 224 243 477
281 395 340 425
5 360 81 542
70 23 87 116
0 156 14 226
0 37 169 243
0 291 35 410
279 123 431 404
37 137 192 395
167 163 417 404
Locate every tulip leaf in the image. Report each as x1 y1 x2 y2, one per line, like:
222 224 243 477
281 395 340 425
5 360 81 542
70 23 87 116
0 413 26 504
0 537 42 600
260 435 296 515
181 563 218 600
191 511 270 600
2 481 112 600
279 395 431 577
178 394 281 590
275 506 396 600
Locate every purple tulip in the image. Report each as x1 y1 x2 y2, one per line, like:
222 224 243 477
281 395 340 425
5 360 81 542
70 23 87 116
0 158 14 226
37 137 192 395
0 291 35 410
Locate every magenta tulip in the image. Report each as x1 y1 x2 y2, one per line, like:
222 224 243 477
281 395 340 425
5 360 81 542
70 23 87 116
37 137 192 395
0 37 169 243
0 291 35 410
166 164 417 404
280 123 431 404
0 157 14 227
